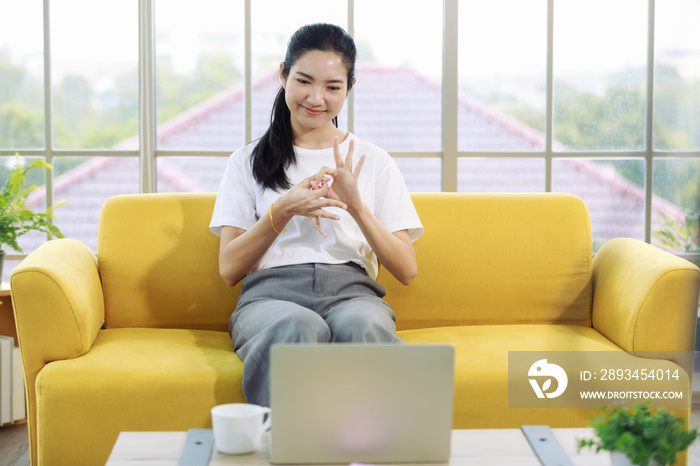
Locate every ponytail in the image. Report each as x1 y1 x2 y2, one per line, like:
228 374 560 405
251 87 295 191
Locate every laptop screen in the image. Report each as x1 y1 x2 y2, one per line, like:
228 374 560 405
269 343 454 464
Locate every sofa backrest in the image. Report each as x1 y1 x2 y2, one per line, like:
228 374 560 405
99 193 238 330
98 192 592 331
377 193 593 330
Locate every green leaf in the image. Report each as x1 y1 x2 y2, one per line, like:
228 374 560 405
0 153 65 253
578 402 698 465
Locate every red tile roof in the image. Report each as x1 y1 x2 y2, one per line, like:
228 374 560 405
22 65 683 254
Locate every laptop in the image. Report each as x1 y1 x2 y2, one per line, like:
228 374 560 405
269 343 454 464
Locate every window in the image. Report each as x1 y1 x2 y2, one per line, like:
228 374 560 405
1 0 698 282
52 0 139 150
155 0 244 151
651 0 700 261
458 0 547 152
354 0 443 190
553 0 647 151
654 0 700 152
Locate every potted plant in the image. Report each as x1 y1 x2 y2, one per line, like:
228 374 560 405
578 402 698 466
0 155 65 280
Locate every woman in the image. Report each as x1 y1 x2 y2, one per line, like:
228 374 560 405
210 23 423 407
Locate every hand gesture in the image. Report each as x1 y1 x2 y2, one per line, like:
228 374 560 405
277 173 347 238
315 137 366 212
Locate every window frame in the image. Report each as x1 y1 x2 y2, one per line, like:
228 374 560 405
0 0 698 266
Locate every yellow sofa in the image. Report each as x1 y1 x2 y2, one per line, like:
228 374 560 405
11 192 700 466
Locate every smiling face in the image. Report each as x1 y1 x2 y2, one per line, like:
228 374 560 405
280 49 353 142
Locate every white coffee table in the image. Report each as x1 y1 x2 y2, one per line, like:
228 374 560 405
106 428 609 465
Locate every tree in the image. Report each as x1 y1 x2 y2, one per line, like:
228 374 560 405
0 48 44 148
156 52 242 125
481 69 700 214
53 74 95 148
654 65 700 150
0 102 43 149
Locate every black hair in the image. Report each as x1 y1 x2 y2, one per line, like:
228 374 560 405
251 23 357 191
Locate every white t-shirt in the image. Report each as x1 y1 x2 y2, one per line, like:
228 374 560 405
210 133 423 280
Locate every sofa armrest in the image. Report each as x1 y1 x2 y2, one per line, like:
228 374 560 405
11 238 105 466
592 238 700 353
11 238 104 373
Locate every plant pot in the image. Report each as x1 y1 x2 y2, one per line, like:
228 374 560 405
0 250 5 283
610 450 663 466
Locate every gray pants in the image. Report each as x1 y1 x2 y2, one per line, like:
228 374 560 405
230 262 402 407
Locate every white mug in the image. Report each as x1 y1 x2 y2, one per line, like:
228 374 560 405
211 403 271 455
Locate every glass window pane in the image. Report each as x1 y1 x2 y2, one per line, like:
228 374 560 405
2 259 20 285
51 1 138 149
0 1 44 149
1 156 48 254
53 157 140 251
458 158 545 192
652 158 700 253
354 0 442 152
653 0 700 151
157 156 229 193
458 0 547 152
251 1 346 141
552 158 646 245
155 0 245 151
393 158 441 192
553 0 647 151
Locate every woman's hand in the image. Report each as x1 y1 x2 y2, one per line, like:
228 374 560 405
313 136 417 285
275 173 348 237
218 174 347 286
315 137 366 214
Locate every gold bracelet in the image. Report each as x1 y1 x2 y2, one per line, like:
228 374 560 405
269 202 286 235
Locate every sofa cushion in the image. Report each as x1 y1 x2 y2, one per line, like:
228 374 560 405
380 193 593 330
399 324 629 429
98 193 239 330
36 328 244 465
